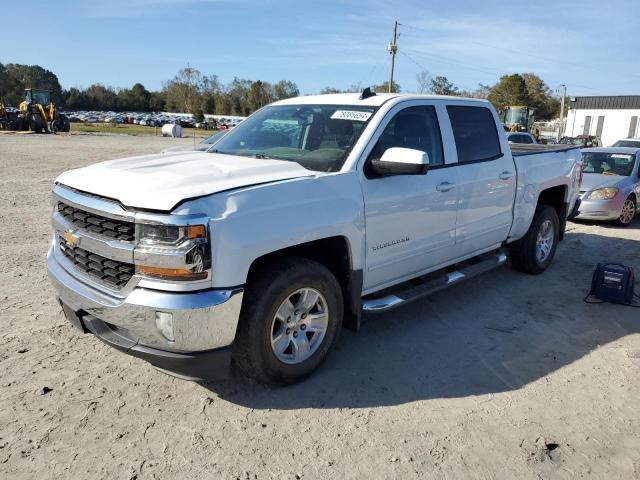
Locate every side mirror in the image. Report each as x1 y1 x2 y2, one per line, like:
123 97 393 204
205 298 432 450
371 147 429 176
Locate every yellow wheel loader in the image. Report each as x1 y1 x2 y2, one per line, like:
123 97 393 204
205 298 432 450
14 89 70 133
503 106 541 141
0 103 20 130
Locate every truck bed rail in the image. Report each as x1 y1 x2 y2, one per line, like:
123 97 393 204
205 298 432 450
510 144 581 156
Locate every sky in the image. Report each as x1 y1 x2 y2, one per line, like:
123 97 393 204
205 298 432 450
2 0 639 97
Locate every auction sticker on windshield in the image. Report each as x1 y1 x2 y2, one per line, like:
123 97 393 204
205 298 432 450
331 110 373 121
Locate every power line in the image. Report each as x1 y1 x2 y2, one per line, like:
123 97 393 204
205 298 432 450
402 48 615 97
399 22 640 80
392 22 622 97
402 48 501 76
399 50 428 73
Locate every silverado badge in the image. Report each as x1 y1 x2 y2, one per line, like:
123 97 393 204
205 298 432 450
372 236 410 251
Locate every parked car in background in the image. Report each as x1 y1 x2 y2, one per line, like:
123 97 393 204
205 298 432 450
575 147 640 226
507 132 537 144
612 138 640 148
559 135 602 148
161 130 227 154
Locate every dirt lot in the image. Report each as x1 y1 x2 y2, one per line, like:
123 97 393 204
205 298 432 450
1 133 639 479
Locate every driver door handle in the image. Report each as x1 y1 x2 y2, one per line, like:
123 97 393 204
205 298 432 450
499 171 515 180
436 181 456 192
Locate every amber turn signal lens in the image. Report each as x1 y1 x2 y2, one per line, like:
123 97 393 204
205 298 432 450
138 265 208 281
187 225 207 239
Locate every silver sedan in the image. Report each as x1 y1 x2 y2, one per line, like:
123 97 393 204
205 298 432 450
576 147 640 226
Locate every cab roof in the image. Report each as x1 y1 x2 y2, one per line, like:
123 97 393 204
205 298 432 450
271 92 490 108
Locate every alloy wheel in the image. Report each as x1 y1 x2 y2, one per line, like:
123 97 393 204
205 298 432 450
536 219 554 262
619 199 636 225
270 288 329 365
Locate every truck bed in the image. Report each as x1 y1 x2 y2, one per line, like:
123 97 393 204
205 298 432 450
510 144 581 157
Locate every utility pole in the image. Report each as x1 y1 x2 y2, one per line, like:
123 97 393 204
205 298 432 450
558 84 567 141
388 20 398 93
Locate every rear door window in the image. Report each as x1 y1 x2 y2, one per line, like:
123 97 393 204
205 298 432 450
447 106 502 163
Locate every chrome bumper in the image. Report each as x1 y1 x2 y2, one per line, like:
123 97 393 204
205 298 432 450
47 243 243 353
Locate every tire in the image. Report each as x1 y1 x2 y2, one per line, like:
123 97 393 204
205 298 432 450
58 114 71 133
14 115 27 131
4 112 17 130
232 257 344 386
509 205 560 274
29 113 44 133
614 196 636 227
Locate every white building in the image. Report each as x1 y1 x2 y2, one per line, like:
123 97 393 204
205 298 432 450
564 96 640 146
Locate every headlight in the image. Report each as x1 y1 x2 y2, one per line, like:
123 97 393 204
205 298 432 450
135 223 210 281
588 187 619 200
137 224 206 246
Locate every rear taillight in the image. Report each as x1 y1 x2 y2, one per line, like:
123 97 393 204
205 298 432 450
579 161 584 187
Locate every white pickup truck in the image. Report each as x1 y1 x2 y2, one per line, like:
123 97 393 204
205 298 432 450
47 92 582 385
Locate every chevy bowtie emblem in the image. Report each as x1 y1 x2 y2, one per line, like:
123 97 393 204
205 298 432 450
63 230 80 246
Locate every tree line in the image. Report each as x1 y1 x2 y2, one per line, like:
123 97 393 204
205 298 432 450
0 63 300 117
0 62 561 120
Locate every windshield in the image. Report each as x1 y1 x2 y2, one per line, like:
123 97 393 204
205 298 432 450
29 90 50 105
582 152 636 176
612 140 640 147
201 131 226 144
504 107 529 126
208 104 377 172
560 137 586 146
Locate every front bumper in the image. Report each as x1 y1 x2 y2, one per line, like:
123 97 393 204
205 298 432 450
575 195 625 221
47 244 243 380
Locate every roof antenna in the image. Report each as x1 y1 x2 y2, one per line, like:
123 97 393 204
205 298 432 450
360 87 376 100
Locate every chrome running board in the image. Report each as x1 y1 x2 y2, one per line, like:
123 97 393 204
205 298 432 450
362 249 508 313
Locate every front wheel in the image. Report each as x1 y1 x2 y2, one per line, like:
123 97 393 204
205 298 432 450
232 257 343 385
509 205 560 274
29 113 45 133
615 196 637 227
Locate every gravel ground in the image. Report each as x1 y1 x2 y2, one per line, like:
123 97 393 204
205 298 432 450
1 132 639 480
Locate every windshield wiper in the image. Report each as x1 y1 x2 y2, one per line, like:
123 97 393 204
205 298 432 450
252 153 271 159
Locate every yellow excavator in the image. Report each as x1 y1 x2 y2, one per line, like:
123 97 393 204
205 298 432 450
1 89 70 133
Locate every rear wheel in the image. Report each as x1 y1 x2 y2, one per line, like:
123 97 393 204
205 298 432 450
509 205 560 274
58 114 71 132
232 257 343 385
615 196 637 227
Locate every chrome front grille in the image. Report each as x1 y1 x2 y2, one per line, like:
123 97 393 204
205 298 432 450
57 202 135 242
58 237 134 289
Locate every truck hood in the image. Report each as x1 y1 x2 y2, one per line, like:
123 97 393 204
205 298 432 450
581 173 624 192
56 152 316 210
